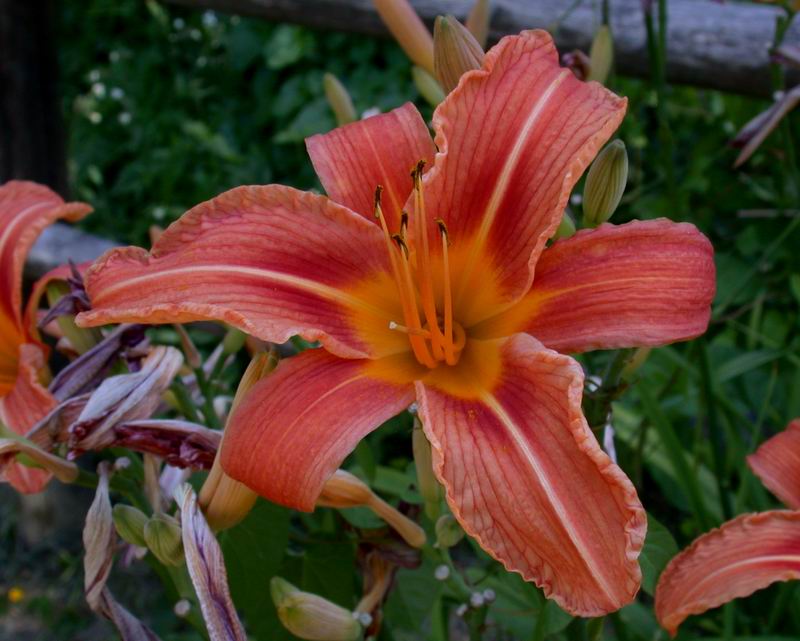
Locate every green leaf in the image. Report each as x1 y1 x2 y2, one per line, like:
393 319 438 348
264 25 315 70
716 349 783 383
301 540 357 607
221 499 291 640
383 557 442 635
640 513 679 595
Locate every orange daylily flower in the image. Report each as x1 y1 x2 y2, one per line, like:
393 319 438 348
0 181 91 493
77 31 715 615
655 419 800 635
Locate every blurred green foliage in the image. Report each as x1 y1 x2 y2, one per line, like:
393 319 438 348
59 0 421 244
6 0 797 640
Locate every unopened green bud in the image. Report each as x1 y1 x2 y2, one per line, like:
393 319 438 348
144 513 184 566
222 327 247 355
553 211 576 240
270 576 300 604
435 514 465 548
323 73 357 126
588 25 614 84
113 504 149 548
433 15 484 94
412 66 446 107
271 577 361 641
582 139 628 227
413 418 441 519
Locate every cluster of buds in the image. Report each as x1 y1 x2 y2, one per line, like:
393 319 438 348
372 0 490 106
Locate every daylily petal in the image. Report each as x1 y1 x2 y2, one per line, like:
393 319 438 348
747 419 800 509
0 344 58 493
0 180 91 330
306 103 436 227
78 185 401 359
0 343 56 435
419 29 626 318
415 333 645 616
473 220 715 352
655 510 800 636
220 348 415 511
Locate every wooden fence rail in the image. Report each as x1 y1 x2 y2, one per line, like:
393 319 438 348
164 0 800 97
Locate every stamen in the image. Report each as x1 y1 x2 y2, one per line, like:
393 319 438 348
437 218 456 365
388 321 432 338
374 188 436 369
410 160 445 360
391 234 410 259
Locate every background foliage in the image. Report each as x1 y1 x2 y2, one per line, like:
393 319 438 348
2 0 800 639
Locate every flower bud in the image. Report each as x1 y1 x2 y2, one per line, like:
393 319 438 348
144 513 184 566
323 73 357 126
465 0 490 49
582 139 628 227
318 470 426 548
112 504 149 548
374 0 434 74
221 327 247 355
317 469 373 507
435 514 465 548
173 324 202 370
552 211 576 240
412 66 445 107
271 577 362 641
412 418 441 518
433 15 484 94
588 25 613 85
200 351 277 531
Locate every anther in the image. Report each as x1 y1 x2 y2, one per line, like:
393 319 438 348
373 185 384 217
400 211 409 238
410 160 426 187
391 233 410 258
435 218 450 245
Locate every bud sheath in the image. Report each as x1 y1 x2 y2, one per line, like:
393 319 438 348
582 139 628 227
433 15 484 93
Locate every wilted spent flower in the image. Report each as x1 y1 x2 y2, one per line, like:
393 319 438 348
271 577 362 641
144 513 184 566
562 50 591 81
112 504 149 548
435 514 465 548
433 15 484 93
582 139 628 227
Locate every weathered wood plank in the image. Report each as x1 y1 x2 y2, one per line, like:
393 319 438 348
25 224 118 279
162 0 799 97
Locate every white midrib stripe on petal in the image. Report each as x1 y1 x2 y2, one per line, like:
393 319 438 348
683 553 800 603
479 389 620 606
92 264 392 319
456 70 570 302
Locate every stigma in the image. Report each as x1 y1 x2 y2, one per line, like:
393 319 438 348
374 162 465 369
